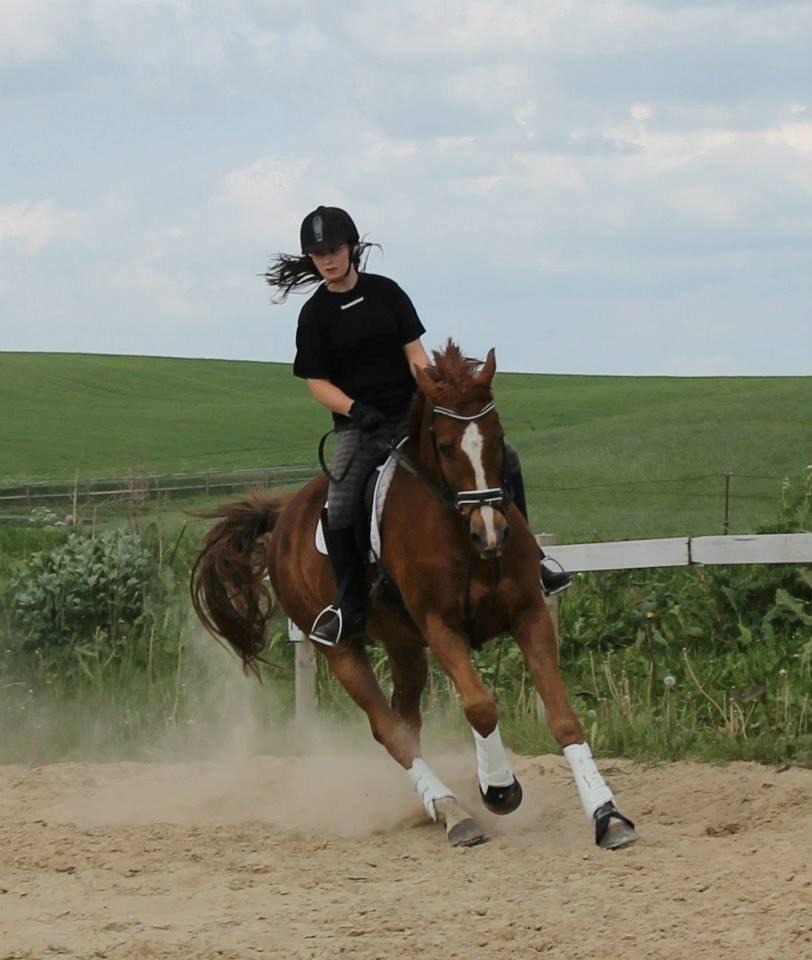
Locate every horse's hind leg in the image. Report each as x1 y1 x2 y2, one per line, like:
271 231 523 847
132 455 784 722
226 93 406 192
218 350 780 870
513 603 639 850
321 636 488 847
376 621 428 751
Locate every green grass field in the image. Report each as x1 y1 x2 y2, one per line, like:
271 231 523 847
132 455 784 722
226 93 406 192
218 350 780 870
2 351 810 541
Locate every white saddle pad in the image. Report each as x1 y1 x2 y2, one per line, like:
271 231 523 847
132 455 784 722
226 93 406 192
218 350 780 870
314 450 400 558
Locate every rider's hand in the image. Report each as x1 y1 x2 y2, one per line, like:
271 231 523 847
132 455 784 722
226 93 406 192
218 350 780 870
349 401 385 432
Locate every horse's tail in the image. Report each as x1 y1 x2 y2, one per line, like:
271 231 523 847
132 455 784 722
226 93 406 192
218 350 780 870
190 489 292 674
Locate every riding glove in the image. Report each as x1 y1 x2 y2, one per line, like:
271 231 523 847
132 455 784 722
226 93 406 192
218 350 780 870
349 401 385 432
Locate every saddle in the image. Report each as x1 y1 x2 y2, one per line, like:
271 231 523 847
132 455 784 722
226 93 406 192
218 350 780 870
314 443 412 624
314 442 402 561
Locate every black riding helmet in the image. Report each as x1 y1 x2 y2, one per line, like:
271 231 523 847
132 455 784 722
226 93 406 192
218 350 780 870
300 205 359 255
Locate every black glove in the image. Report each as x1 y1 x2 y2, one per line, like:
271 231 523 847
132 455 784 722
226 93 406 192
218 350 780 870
349 401 385 432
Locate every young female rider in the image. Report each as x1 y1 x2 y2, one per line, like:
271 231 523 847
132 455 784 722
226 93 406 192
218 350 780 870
265 205 570 646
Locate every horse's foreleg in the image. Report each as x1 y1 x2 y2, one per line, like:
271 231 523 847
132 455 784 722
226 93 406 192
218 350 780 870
424 613 523 816
513 603 639 849
321 638 487 846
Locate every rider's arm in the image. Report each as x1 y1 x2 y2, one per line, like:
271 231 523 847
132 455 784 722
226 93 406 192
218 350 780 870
403 337 431 375
306 378 354 416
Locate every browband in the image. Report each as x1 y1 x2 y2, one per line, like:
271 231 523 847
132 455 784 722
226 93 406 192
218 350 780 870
432 401 496 422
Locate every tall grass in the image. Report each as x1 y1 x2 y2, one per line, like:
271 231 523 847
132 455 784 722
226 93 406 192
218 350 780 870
316 472 812 767
1 473 809 766
0 518 294 763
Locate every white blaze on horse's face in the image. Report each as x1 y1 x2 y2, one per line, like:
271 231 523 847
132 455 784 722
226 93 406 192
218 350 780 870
460 422 509 558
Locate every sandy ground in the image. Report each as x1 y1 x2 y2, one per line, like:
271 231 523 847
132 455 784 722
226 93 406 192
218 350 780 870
1 748 810 960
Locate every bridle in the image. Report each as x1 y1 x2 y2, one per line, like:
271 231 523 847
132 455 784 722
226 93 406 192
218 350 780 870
430 400 510 516
388 396 511 649
392 399 512 518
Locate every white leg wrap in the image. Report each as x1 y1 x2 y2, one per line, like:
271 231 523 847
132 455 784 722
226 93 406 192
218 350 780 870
563 742 615 819
407 759 455 822
472 725 515 793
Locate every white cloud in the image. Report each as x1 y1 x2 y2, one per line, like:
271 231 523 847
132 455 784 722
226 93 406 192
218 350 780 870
364 138 419 168
513 100 537 127
347 0 572 57
0 200 80 251
222 155 315 234
0 0 324 78
630 103 653 123
765 122 812 153
0 0 74 65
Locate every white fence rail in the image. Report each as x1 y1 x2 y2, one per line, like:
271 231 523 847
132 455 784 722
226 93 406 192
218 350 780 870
288 532 812 720
550 532 812 571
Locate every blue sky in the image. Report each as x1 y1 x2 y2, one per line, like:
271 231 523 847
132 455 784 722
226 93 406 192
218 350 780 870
1 0 810 375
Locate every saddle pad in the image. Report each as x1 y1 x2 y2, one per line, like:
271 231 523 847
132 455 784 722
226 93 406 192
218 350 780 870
314 452 399 558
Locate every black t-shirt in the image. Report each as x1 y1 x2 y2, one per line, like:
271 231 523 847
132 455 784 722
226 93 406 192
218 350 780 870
293 273 426 428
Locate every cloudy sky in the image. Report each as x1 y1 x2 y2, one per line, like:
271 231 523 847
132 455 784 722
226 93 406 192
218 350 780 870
1 0 810 375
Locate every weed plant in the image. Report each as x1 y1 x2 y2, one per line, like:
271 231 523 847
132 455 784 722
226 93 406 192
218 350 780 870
0 519 294 763
1 472 809 766
316 471 812 767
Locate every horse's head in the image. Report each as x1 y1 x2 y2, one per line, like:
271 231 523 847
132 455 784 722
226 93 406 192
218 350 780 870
414 343 510 559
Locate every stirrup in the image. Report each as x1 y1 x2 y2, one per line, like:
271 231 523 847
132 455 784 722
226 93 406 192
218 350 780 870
541 557 572 597
309 605 342 647
308 605 365 647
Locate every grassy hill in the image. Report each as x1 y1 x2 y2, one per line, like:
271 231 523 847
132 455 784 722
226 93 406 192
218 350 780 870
1 352 810 541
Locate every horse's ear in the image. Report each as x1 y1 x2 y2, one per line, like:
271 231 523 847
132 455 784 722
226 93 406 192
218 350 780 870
476 348 496 386
415 364 438 401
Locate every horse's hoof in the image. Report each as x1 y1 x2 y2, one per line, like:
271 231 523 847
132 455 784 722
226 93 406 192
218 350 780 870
448 818 490 847
479 778 523 815
594 801 639 850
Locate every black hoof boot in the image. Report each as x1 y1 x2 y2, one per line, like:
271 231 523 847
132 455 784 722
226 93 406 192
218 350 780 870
594 801 639 850
480 778 523 815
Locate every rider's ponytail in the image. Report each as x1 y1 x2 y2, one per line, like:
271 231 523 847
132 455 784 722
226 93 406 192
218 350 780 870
264 240 381 302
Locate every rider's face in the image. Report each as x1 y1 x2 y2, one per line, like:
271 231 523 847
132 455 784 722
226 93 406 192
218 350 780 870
310 243 352 281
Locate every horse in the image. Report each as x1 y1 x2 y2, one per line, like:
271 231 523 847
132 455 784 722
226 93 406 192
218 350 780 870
191 342 638 850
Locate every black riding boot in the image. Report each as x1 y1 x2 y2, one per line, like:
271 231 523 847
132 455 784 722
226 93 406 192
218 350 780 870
309 525 367 647
506 456 572 597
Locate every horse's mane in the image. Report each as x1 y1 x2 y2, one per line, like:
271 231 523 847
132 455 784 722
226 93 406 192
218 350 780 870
407 340 493 437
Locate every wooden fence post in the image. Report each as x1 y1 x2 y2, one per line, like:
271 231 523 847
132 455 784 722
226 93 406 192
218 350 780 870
290 620 317 723
538 533 560 654
537 533 560 723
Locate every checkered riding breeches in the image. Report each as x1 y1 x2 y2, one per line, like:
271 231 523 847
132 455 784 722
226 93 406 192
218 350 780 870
327 422 404 530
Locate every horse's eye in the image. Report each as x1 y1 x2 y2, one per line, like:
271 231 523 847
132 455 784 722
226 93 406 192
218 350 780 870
437 442 454 458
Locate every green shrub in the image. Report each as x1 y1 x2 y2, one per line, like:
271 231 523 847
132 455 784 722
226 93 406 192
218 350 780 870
9 529 151 675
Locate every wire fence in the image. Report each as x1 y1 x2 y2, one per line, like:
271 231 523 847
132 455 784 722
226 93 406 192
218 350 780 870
0 464 318 507
0 466 801 531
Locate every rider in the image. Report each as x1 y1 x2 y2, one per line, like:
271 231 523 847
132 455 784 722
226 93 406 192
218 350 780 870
265 205 570 646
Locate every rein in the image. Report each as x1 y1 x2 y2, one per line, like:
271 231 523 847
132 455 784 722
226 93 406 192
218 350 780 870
318 427 373 484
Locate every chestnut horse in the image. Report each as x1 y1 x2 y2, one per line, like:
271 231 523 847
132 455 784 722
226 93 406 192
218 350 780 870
191 343 637 849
